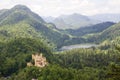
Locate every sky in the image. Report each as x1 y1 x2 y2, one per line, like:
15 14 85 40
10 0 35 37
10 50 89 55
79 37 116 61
0 0 120 17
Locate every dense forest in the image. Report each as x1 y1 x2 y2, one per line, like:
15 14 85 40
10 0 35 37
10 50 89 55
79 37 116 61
0 5 120 80
1 37 120 80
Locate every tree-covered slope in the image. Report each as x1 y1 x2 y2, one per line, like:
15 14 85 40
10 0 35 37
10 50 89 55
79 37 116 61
86 22 120 43
99 22 120 41
0 38 53 77
0 5 45 25
65 22 115 36
0 5 69 47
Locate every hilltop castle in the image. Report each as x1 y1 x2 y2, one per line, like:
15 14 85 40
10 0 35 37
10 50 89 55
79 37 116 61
27 53 48 68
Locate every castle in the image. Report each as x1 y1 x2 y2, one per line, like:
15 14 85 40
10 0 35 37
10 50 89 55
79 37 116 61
27 53 48 68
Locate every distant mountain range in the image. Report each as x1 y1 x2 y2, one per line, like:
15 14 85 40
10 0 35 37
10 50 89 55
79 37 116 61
90 14 120 23
43 13 120 29
43 13 100 29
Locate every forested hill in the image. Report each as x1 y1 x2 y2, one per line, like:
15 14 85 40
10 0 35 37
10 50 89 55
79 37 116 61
0 5 45 25
86 22 120 43
65 22 115 36
0 38 54 77
98 22 120 41
0 5 57 77
0 5 69 47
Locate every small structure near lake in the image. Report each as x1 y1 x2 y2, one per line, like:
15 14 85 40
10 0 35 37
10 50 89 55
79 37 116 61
27 53 48 68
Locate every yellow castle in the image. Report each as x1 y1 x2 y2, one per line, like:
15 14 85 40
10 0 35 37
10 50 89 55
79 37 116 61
27 53 48 68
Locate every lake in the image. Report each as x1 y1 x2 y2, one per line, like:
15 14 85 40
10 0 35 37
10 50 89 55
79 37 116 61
60 44 97 51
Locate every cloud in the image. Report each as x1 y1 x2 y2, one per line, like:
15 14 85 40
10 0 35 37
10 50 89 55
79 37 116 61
0 0 120 17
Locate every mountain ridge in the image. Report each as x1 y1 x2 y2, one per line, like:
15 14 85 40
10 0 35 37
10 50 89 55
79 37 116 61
0 5 69 48
43 13 100 29
65 22 115 36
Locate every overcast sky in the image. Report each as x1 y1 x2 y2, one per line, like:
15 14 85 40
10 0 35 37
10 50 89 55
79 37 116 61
0 0 120 17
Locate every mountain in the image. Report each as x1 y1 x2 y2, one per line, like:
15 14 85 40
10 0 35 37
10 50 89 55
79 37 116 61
63 21 120 44
44 13 100 29
42 16 55 23
65 22 115 36
90 14 120 22
86 22 120 43
0 5 45 25
0 5 56 77
0 5 119 48
0 5 69 47
98 22 120 41
0 9 8 16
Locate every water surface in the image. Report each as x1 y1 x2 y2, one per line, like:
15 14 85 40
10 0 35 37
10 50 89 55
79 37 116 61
60 44 97 51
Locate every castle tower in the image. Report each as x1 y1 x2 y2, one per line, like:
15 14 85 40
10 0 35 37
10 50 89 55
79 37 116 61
32 53 48 67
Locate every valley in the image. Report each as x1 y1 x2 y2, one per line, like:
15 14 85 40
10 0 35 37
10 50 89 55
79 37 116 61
0 4 120 80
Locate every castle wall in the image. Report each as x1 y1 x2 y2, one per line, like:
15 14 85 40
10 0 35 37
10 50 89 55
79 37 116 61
31 53 48 68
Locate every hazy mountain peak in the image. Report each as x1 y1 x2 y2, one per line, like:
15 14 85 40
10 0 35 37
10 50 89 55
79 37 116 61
47 13 96 29
12 4 31 11
0 4 46 25
72 13 86 17
58 13 87 19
